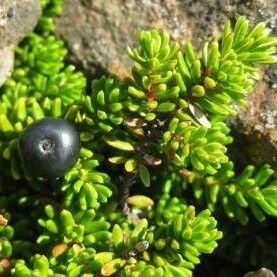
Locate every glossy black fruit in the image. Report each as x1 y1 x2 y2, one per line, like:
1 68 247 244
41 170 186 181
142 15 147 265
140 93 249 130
19 118 80 179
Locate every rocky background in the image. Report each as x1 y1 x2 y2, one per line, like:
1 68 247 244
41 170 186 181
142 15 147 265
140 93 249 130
54 0 277 170
0 0 41 86
0 0 276 169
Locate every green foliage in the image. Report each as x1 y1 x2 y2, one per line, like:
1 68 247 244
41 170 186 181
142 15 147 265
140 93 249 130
105 205 222 277
127 29 180 121
37 206 111 247
161 117 232 174
61 149 113 211
184 162 277 225
12 255 53 277
0 219 13 259
12 193 222 276
80 76 126 133
175 16 277 117
0 1 276 276
37 0 64 32
0 33 85 181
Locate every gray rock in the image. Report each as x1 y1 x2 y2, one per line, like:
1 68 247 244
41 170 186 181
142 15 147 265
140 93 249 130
0 47 14 87
0 0 41 48
244 267 275 277
55 0 277 168
228 79 277 170
55 0 191 79
55 0 276 78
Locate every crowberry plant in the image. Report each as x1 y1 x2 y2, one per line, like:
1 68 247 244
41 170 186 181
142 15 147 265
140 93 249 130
0 0 276 276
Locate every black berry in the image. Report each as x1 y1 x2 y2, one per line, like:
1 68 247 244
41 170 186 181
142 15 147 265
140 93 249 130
19 118 80 179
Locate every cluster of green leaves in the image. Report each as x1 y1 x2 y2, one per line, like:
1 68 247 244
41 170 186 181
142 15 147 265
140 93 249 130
73 18 277 181
13 188 222 276
0 0 276 275
183 162 277 225
81 77 127 134
61 148 113 211
175 16 276 116
0 33 85 180
161 117 232 175
37 0 64 32
0 215 13 261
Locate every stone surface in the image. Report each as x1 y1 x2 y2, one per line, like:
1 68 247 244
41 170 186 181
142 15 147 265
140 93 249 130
229 79 277 170
55 0 277 78
55 0 277 169
0 0 41 87
244 267 275 277
0 0 41 48
55 0 191 79
0 47 14 87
